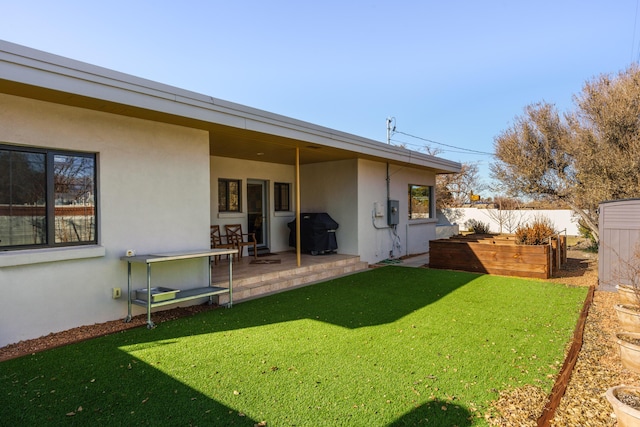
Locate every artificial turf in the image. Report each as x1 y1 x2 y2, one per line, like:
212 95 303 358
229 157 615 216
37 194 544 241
0 267 588 426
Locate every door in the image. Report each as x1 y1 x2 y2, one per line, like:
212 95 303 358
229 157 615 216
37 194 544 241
247 180 268 253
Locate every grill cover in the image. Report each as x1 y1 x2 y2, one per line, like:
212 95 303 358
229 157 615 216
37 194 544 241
288 212 338 254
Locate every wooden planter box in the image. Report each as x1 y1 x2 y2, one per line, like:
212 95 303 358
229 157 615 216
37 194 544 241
428 234 566 279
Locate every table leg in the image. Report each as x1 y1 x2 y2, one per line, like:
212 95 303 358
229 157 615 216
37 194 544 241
146 263 155 329
208 255 214 305
124 261 132 322
228 254 233 308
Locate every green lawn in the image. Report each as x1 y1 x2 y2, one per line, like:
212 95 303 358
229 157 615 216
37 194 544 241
0 267 588 426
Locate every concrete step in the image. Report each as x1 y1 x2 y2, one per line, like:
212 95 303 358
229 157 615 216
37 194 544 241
216 257 368 305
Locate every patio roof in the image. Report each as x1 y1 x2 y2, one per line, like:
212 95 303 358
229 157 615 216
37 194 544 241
0 40 461 173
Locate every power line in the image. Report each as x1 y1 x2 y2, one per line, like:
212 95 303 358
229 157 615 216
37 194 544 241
393 130 494 156
390 137 486 156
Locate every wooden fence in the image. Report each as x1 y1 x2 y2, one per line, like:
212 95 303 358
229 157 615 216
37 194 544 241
429 234 567 279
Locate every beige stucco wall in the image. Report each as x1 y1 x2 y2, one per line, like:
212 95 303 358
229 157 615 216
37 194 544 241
0 93 211 347
210 156 296 253
357 159 437 263
300 159 359 256
300 158 437 263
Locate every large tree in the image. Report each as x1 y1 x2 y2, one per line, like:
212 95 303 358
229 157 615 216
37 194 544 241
436 162 483 208
491 66 640 243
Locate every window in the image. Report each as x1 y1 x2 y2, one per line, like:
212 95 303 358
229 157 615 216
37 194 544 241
274 182 290 212
0 144 97 249
408 184 432 219
218 178 241 212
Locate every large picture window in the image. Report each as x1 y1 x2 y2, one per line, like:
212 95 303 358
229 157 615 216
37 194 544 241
274 182 290 212
408 184 433 219
0 144 97 249
218 178 241 212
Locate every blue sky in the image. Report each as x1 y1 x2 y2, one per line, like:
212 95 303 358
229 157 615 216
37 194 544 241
2 1 638 191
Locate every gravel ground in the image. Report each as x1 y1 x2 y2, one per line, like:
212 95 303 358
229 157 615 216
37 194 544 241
488 249 640 426
548 290 639 426
0 248 633 426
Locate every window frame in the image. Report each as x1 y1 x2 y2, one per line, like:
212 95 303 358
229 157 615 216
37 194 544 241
274 182 291 212
218 178 242 213
0 144 98 250
408 184 433 220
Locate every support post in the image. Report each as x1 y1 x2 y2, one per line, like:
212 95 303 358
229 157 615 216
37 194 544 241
296 147 301 267
124 261 132 322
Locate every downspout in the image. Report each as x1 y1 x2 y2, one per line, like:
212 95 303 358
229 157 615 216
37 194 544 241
386 117 394 204
387 117 396 211
385 117 398 258
387 162 390 204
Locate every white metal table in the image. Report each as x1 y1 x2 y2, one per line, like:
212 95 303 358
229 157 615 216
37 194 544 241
121 249 237 328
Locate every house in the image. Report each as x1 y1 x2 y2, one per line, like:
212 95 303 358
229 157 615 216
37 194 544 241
0 41 461 347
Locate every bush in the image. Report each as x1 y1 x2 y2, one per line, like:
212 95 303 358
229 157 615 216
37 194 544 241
515 216 556 245
465 219 491 234
578 219 599 251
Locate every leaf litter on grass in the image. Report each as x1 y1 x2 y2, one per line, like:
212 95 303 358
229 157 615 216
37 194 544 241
1 268 588 426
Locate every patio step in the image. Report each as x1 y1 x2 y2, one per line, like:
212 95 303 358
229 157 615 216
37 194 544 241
216 256 368 305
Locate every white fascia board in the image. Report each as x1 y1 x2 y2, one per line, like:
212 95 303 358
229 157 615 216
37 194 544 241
244 116 461 172
0 40 461 173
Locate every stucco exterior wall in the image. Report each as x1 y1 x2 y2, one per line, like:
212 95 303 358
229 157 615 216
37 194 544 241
299 159 359 256
0 94 211 347
356 159 437 264
210 156 296 253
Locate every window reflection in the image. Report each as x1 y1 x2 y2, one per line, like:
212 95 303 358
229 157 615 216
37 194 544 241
0 150 46 246
0 146 97 248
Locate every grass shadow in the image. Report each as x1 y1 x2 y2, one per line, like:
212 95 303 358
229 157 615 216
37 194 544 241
3 267 587 426
1 347 259 425
389 399 473 426
1 267 477 425
205 266 478 331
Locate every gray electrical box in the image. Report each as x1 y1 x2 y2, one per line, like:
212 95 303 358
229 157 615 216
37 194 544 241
387 199 399 226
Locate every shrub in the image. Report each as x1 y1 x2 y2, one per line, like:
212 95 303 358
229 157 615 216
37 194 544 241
515 216 556 245
578 219 599 251
465 218 491 234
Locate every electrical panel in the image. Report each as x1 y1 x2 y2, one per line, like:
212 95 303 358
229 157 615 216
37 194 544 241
387 199 399 226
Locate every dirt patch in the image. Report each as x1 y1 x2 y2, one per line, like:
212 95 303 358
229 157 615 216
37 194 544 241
0 304 219 362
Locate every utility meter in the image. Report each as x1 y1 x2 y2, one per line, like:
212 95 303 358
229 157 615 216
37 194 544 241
388 199 399 226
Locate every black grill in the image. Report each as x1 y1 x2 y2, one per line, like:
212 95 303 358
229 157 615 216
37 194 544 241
288 212 338 255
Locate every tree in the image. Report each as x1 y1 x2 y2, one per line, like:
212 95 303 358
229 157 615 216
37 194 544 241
483 196 524 234
436 162 483 208
569 67 640 225
491 66 640 243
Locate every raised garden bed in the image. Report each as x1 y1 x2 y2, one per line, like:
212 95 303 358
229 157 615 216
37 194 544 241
429 233 566 279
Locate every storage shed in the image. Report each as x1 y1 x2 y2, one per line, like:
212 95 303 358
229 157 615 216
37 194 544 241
598 199 640 289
